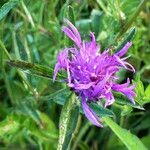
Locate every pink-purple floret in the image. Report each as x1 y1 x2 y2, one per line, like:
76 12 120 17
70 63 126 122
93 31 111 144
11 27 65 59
53 19 136 127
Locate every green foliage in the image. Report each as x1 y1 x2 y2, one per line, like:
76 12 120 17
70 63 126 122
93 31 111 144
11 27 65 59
57 93 79 150
0 0 19 21
114 27 135 53
7 59 65 80
134 74 150 105
0 0 150 149
104 117 147 150
0 115 20 137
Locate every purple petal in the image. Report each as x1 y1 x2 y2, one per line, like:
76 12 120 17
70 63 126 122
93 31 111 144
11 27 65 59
93 73 110 97
113 78 130 89
53 19 137 127
123 61 135 72
64 19 81 43
57 49 69 69
82 95 103 127
66 61 71 84
123 91 136 104
68 82 94 90
104 91 115 107
62 26 81 47
116 42 132 57
114 55 128 69
53 63 61 81
114 55 135 72
112 80 136 104
83 32 100 59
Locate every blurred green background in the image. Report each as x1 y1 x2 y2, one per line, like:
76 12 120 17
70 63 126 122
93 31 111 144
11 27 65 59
0 0 150 150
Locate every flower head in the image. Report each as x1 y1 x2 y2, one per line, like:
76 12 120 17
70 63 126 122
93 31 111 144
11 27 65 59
53 19 136 127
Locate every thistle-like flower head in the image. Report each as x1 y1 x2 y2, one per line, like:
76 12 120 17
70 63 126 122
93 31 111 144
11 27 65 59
53 19 136 127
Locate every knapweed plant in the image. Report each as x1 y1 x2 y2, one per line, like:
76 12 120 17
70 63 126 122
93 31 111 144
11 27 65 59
0 0 149 150
53 19 136 127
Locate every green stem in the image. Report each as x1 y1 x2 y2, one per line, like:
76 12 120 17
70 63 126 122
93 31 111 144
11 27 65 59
120 116 125 127
72 115 82 140
72 121 91 150
85 128 94 144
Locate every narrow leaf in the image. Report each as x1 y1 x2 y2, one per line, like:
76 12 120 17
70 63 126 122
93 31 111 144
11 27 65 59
16 102 42 126
7 60 66 80
41 88 71 105
38 112 58 139
114 92 144 110
80 102 115 118
104 117 147 150
41 88 115 118
57 93 79 150
145 84 150 97
89 102 115 117
0 0 19 21
134 74 146 105
114 28 135 53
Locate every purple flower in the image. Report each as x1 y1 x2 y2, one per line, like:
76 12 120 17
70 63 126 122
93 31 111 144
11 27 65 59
53 19 136 127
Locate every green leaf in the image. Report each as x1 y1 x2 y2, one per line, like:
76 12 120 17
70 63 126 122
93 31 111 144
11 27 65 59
134 117 150 131
42 88 115 118
0 115 20 137
16 99 42 126
135 74 145 95
121 105 133 116
7 60 66 80
79 102 115 117
114 27 135 53
57 93 79 150
114 92 144 110
0 0 19 21
134 74 146 105
103 117 147 150
145 84 150 97
142 84 150 104
0 39 11 60
141 135 150 149
91 9 103 37
42 88 71 105
90 103 115 117
38 112 58 139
